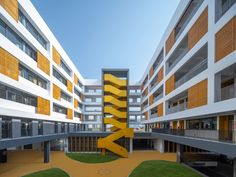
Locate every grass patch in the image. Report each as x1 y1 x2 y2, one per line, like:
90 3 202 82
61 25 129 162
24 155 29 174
66 153 119 163
129 160 202 177
22 168 69 177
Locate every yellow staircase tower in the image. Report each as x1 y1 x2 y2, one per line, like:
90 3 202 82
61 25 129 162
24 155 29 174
97 71 133 158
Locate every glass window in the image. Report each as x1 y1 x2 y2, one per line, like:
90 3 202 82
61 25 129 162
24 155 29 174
53 68 67 86
53 104 67 115
61 60 71 76
61 91 72 103
129 107 141 112
0 18 37 61
19 64 47 89
7 91 16 101
0 85 6 99
19 10 47 50
85 106 102 112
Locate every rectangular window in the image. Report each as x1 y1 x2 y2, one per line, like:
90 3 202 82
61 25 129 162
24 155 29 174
53 104 67 115
0 18 37 61
61 90 71 103
53 68 67 86
74 88 81 97
85 106 102 112
129 107 141 112
19 10 48 50
61 60 71 76
19 64 47 89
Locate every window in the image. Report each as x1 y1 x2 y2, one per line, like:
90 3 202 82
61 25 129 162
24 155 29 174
53 68 67 86
60 60 71 76
74 88 81 97
85 106 102 112
74 111 81 118
0 83 36 106
61 91 71 103
19 10 47 50
53 104 67 114
88 115 94 120
0 18 37 61
215 0 236 22
19 64 47 89
187 117 217 130
129 107 141 112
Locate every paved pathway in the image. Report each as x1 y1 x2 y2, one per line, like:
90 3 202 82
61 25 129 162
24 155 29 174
0 150 176 177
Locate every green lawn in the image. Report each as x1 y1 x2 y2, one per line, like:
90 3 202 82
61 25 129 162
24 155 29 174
129 160 202 177
66 153 119 163
22 168 69 177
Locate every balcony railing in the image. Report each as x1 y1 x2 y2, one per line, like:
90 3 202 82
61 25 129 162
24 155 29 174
175 59 207 88
152 128 235 143
166 101 188 114
221 84 235 101
153 92 163 103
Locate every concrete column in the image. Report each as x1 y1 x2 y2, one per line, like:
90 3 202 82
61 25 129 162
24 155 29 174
12 119 21 138
64 138 68 153
57 123 61 133
32 121 38 136
176 144 184 163
234 158 236 177
64 123 68 133
44 141 50 163
154 138 164 153
129 138 133 154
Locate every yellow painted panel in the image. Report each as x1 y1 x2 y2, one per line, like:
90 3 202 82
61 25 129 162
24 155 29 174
157 103 163 117
37 51 50 75
53 84 61 100
67 108 73 119
74 73 78 85
67 80 73 93
37 96 50 115
52 46 61 66
74 98 78 109
0 47 19 80
165 75 175 95
104 117 126 129
0 0 18 21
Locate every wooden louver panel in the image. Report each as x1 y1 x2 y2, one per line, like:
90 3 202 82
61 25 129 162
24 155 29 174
215 16 236 62
165 30 175 55
145 111 148 120
52 46 61 66
149 94 153 106
188 79 208 109
67 80 73 93
188 7 208 50
0 47 19 81
74 73 78 85
37 51 50 75
67 108 73 119
157 66 164 83
74 98 78 109
157 103 163 117
165 74 175 95
37 96 50 115
149 66 154 78
53 84 61 100
0 0 18 21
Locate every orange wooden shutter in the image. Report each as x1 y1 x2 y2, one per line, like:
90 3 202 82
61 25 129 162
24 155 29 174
74 73 78 85
145 111 148 120
188 79 208 109
157 66 164 83
157 103 163 117
37 96 50 115
165 75 175 95
149 66 154 78
53 84 61 100
37 51 50 75
0 48 19 81
52 46 61 66
149 94 153 105
215 16 236 62
67 108 73 119
0 0 18 21
165 30 175 55
188 7 208 50
67 80 73 93
74 98 78 109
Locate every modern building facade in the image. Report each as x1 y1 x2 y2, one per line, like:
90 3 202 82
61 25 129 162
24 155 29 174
0 0 236 176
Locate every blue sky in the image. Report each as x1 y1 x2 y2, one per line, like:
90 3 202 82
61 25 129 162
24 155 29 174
31 0 180 81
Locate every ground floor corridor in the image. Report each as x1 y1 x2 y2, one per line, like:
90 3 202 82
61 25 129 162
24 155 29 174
0 150 176 177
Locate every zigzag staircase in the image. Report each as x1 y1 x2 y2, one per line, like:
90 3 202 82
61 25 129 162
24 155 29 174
97 73 133 158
